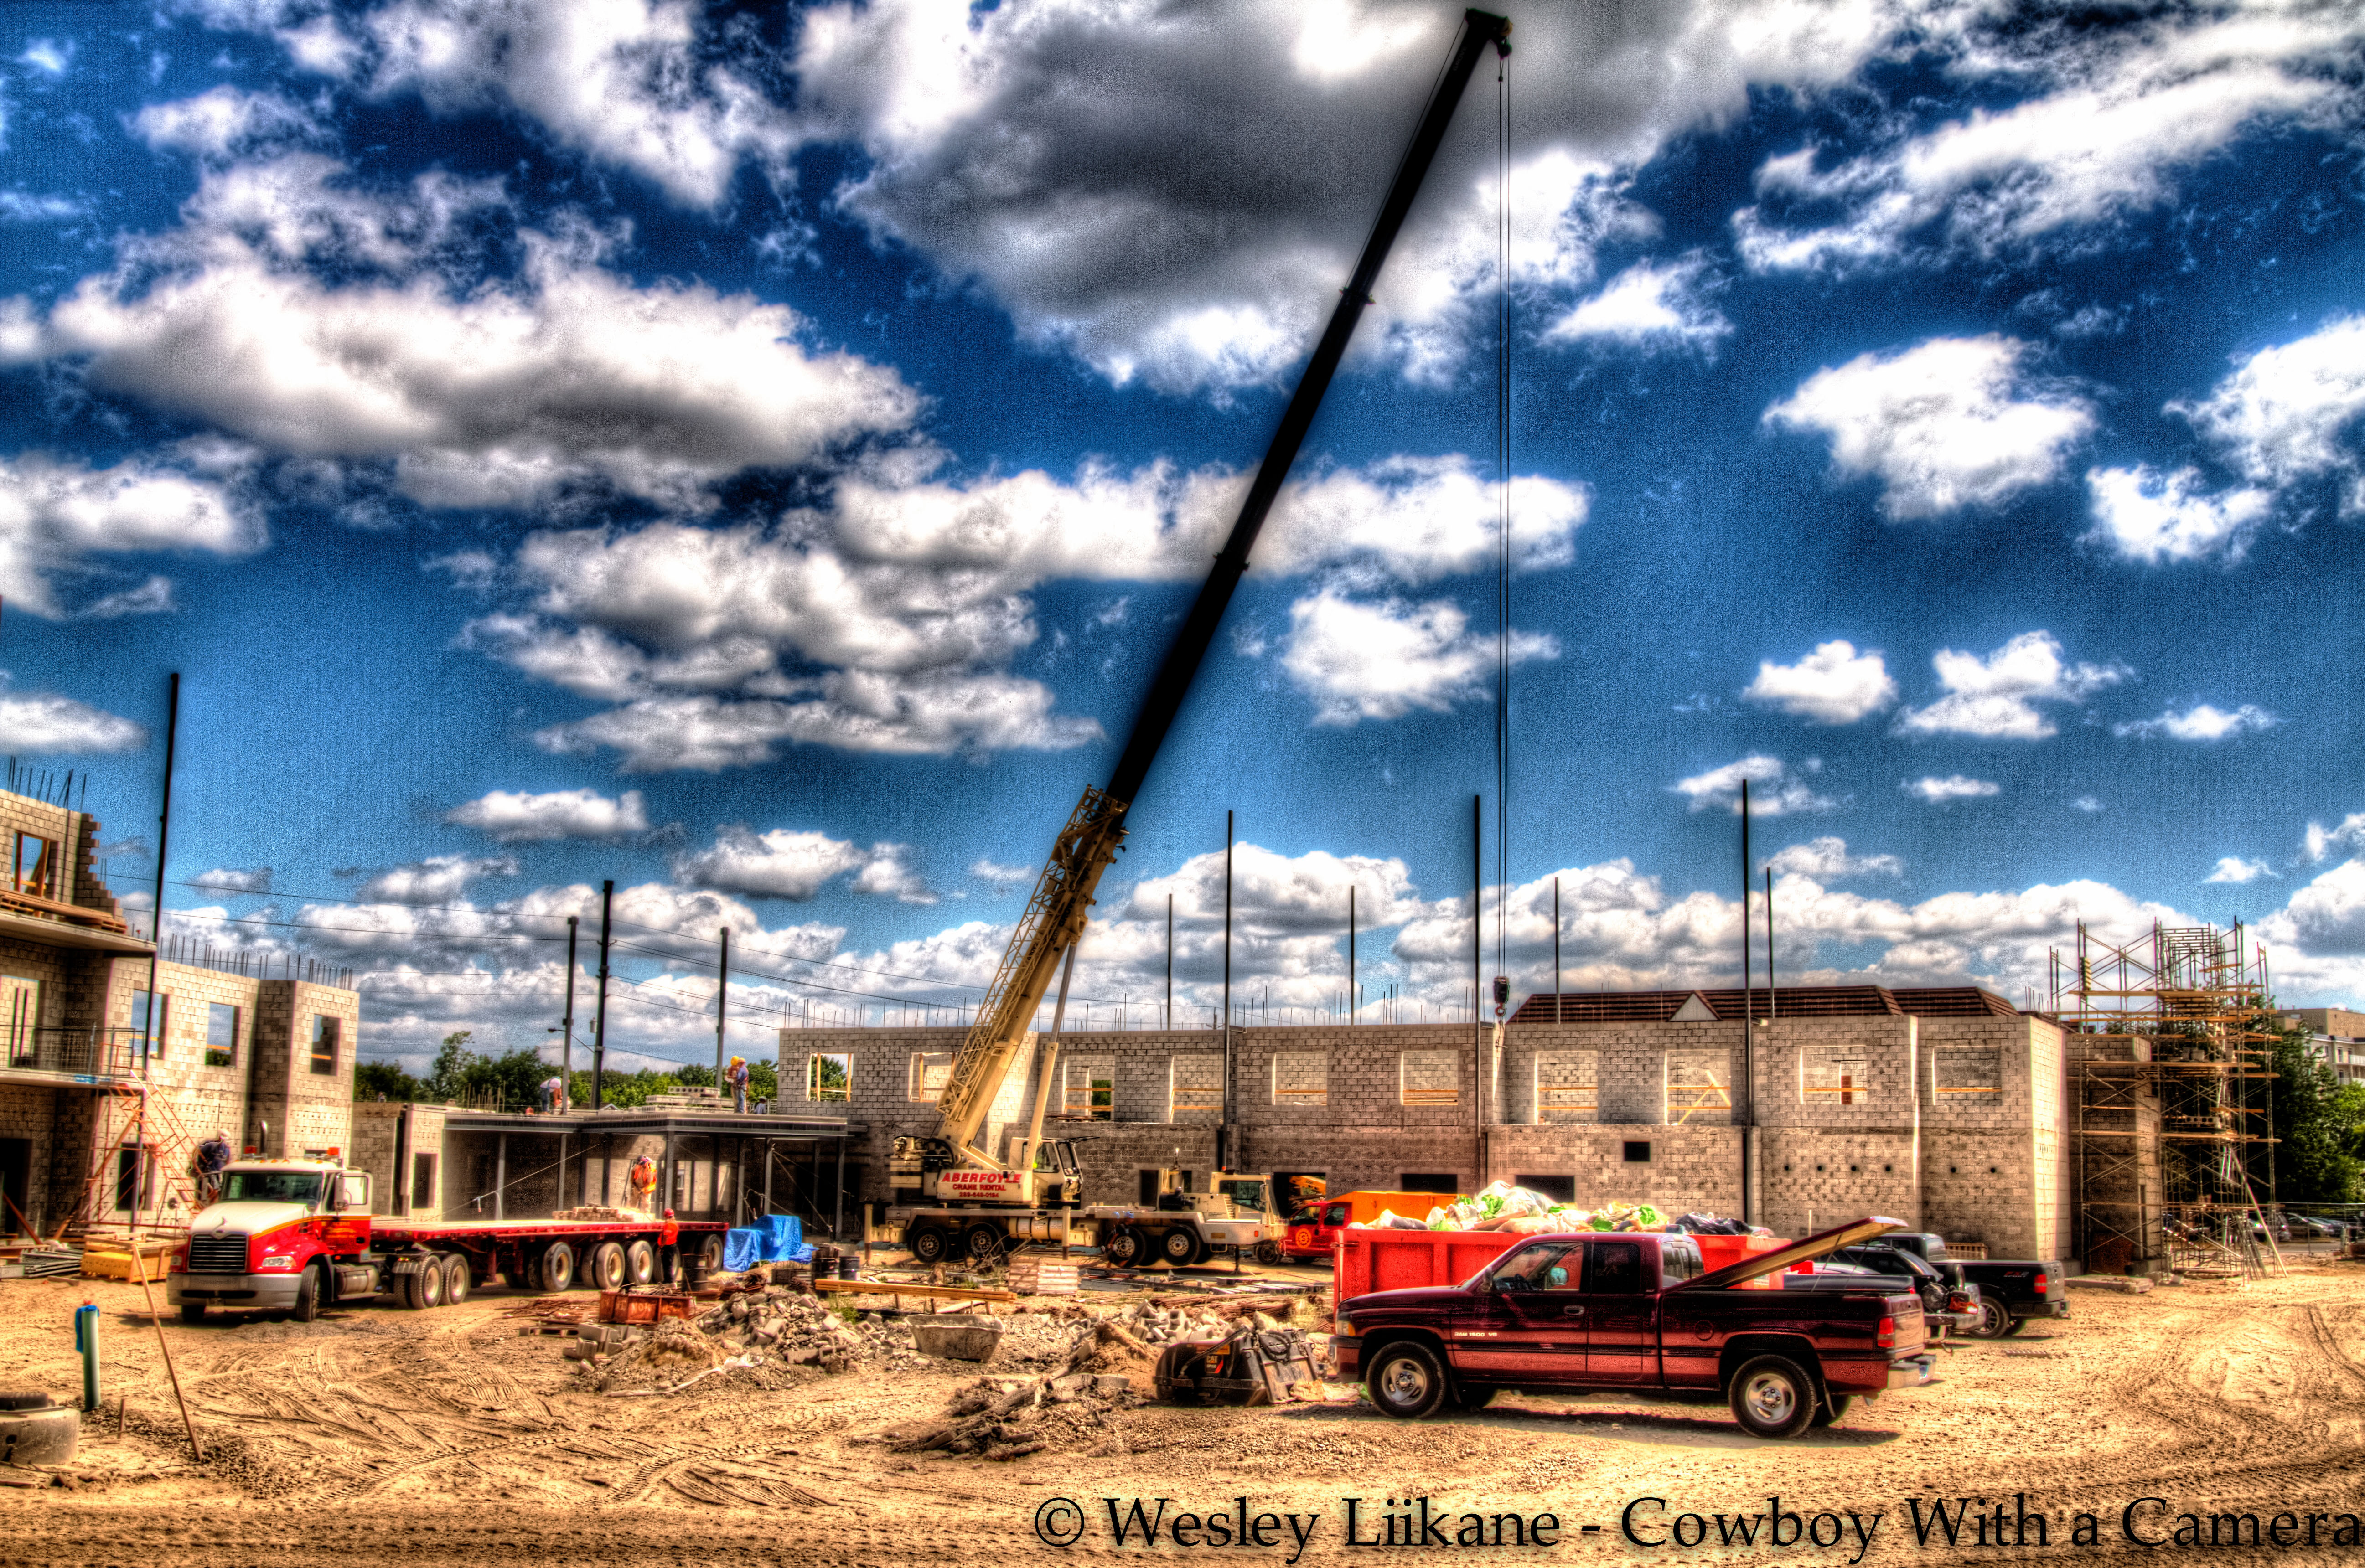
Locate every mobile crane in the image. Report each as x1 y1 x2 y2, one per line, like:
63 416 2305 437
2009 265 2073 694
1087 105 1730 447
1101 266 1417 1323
890 8 1514 1265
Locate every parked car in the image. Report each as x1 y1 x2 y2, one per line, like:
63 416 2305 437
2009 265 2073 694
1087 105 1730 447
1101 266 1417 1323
1875 1233 2067 1339
1333 1216 1936 1439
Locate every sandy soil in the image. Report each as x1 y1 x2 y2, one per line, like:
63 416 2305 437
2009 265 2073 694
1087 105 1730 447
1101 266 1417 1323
2 1256 2361 1566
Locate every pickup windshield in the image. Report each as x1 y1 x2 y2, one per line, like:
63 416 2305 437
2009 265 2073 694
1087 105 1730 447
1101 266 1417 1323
220 1171 321 1207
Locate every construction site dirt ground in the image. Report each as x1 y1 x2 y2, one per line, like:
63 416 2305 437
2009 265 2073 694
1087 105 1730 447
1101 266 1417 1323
3 1254 2362 1566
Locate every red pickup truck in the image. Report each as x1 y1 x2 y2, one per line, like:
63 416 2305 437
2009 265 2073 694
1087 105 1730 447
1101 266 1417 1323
1332 1217 1935 1439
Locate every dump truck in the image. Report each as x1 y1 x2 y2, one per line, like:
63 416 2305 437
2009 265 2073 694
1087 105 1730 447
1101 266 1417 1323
882 10 1512 1264
163 1155 725 1320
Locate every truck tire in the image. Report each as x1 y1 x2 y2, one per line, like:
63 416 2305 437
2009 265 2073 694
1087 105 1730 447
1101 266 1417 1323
1159 1228 1198 1267
1102 1226 1143 1267
1969 1298 2010 1339
962 1223 1003 1263
625 1238 657 1284
409 1256 445 1310
1811 1393 1854 1428
291 1264 322 1323
1727 1355 1817 1439
180 1302 205 1323
441 1253 471 1305
1365 1341 1449 1421
1253 1240 1283 1266
906 1224 951 1265
540 1242 575 1293
696 1233 725 1277
586 1241 627 1291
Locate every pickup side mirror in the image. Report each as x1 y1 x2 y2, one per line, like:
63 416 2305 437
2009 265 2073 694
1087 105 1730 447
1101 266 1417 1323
336 1172 371 1211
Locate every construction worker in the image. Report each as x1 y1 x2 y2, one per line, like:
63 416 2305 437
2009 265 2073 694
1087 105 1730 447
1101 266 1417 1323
192 1131 232 1207
659 1207 679 1284
627 1153 659 1213
539 1073 565 1114
725 1054 750 1114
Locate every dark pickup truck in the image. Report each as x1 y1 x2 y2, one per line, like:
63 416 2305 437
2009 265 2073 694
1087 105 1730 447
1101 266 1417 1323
1333 1217 1937 1439
1875 1233 2067 1338
1819 1245 1982 1336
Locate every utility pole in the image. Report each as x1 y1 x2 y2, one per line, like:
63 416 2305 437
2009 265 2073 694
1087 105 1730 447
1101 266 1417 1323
1739 779 1753 1225
1348 883 1356 1026
591 880 614 1111
1765 867 1776 1023
714 925 731 1087
1165 893 1173 1032
140 675 180 1109
1220 810 1233 1171
1552 876 1561 1014
1472 793 1483 1183
560 915 578 1085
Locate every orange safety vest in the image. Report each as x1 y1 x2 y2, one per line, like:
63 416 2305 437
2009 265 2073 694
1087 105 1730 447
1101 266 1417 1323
661 1217 678 1246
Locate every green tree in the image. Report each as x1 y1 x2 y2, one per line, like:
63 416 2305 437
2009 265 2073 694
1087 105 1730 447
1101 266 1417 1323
674 1062 715 1087
353 1060 428 1102
427 1031 477 1102
2269 1022 2365 1204
747 1057 779 1104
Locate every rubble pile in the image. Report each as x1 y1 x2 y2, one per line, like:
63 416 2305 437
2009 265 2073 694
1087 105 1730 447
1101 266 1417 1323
883 1321 1157 1461
584 1281 940 1391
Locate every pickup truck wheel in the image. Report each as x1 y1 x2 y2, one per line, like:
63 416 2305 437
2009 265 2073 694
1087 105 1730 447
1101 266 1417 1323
290 1264 322 1324
906 1224 951 1265
179 1303 205 1323
1160 1228 1199 1266
1811 1393 1853 1428
1728 1355 1816 1439
586 1242 627 1291
625 1238 656 1284
1366 1341 1449 1421
440 1254 471 1305
1969 1298 2011 1339
1102 1226 1143 1267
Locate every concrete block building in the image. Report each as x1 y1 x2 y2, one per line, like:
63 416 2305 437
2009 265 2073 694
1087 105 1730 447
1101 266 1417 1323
770 981 2076 1260
0 785 362 1238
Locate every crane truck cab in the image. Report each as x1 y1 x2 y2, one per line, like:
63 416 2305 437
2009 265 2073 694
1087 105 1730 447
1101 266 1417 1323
167 1156 374 1321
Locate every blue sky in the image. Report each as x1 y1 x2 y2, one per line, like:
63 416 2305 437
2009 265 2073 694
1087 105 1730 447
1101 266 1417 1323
3 0 2362 1072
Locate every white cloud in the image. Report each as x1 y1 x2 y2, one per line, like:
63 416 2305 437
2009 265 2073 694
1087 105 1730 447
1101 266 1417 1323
2083 465 2274 565
131 85 327 161
353 0 798 209
849 843 936 905
2112 703 2279 741
0 452 263 617
191 866 274 895
2071 796 2104 814
2261 859 2365 957
2173 313 2365 516
1734 6 2360 272
2205 856 2275 884
1741 639 1896 725
1669 754 1837 817
672 825 934 904
1764 837 1901 881
1277 588 1557 727
16 158 921 511
792 0 1898 394
1904 775 2001 804
0 682 148 753
970 858 1033 893
2305 813 2365 865
1764 336 2095 521
1894 630 2128 740
1542 254 1730 354
442 787 650 842
354 853 520 903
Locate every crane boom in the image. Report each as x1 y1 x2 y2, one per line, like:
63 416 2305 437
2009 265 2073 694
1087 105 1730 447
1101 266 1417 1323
934 8 1513 1166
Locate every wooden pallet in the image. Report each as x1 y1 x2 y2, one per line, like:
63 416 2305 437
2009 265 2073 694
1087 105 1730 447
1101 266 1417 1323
1008 1261 1080 1296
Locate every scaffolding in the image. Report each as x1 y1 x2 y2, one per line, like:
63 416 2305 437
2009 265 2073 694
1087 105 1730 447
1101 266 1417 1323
2050 921 2281 1278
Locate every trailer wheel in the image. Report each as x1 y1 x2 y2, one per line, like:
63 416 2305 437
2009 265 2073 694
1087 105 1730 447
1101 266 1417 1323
290 1264 321 1323
1159 1228 1198 1267
440 1254 471 1305
1102 1226 1143 1267
1365 1341 1449 1420
696 1233 725 1277
407 1256 445 1310
1727 1355 1817 1439
539 1242 575 1293
906 1224 951 1264
962 1223 1004 1263
625 1238 656 1284
586 1242 627 1291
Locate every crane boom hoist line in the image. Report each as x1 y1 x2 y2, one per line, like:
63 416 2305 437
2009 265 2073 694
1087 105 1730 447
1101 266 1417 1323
931 8 1515 1174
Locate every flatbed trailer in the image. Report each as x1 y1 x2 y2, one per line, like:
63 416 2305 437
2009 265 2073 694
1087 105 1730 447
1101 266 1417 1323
166 1157 734 1320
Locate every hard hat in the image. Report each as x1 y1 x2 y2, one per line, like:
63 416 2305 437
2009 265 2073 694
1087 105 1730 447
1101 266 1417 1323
663 1208 674 1218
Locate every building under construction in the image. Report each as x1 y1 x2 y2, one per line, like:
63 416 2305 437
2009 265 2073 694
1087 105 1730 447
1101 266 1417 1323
2051 922 2280 1275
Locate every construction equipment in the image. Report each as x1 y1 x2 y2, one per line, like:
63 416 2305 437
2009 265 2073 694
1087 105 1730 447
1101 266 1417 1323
891 6 1514 1260
1154 1326 1325 1406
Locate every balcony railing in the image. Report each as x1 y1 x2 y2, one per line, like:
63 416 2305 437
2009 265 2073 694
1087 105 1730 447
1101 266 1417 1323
3 1025 144 1078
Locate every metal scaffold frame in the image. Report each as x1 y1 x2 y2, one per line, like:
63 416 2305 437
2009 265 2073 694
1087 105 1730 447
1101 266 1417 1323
2050 921 2282 1277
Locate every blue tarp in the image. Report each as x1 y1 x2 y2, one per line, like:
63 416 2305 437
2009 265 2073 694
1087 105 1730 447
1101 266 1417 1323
723 1215 811 1271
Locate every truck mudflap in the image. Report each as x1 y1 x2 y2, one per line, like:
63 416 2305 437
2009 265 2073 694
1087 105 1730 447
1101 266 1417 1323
1330 1334 1362 1378
1886 1353 1938 1390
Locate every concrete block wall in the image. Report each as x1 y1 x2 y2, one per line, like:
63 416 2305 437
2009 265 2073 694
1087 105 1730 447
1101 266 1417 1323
0 798 119 921
248 980 360 1158
0 1082 58 1234
1487 1124 1742 1217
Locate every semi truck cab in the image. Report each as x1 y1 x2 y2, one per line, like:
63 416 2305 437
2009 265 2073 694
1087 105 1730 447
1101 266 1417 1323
168 1158 373 1320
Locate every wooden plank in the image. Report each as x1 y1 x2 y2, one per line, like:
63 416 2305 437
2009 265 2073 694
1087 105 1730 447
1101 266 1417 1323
813 1278 1015 1303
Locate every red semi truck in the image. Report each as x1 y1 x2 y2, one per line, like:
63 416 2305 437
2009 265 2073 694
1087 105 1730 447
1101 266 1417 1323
164 1156 728 1321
